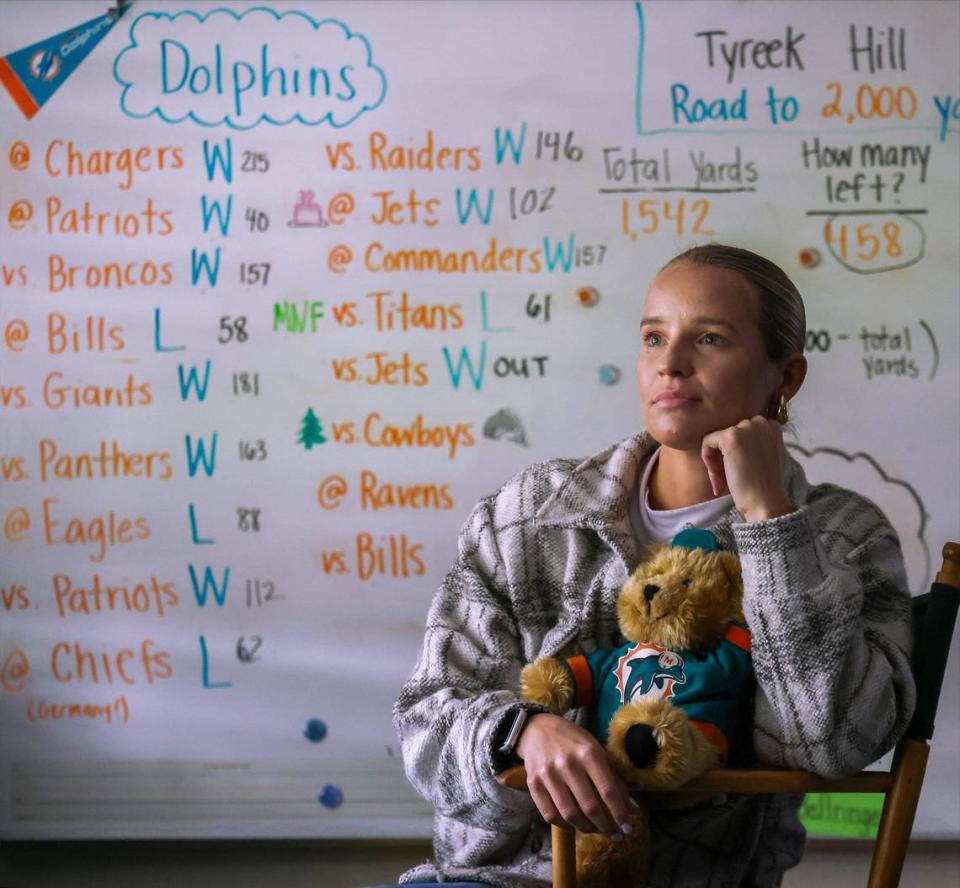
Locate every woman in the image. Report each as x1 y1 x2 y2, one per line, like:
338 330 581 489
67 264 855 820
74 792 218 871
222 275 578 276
383 245 915 888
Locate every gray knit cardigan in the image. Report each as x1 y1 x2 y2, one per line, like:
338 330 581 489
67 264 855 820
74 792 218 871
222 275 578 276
393 432 916 887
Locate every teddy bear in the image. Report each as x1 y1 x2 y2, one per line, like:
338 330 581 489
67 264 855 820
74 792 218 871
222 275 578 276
519 527 753 888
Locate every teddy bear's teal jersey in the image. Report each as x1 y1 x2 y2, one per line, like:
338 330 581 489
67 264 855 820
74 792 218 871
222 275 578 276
563 622 753 762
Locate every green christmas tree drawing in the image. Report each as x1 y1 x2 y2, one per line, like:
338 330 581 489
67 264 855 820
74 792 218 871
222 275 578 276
298 408 327 449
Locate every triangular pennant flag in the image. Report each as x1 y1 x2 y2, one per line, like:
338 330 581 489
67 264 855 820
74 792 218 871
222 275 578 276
0 3 130 119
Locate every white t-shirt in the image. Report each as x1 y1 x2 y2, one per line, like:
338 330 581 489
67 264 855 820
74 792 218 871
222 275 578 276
629 447 734 545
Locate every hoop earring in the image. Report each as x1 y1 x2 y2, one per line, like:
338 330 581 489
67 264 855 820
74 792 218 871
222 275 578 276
776 394 789 425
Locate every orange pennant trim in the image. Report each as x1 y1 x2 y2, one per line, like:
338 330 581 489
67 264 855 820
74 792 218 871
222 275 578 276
0 57 39 119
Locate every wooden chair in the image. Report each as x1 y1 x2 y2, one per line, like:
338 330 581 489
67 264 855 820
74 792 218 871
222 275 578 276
499 541 960 888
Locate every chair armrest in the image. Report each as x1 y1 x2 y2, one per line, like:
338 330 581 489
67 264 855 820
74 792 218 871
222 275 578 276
678 769 893 793
497 764 530 791
496 764 894 794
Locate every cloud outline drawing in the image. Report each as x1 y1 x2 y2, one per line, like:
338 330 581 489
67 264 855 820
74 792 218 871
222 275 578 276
113 6 387 131
787 441 931 594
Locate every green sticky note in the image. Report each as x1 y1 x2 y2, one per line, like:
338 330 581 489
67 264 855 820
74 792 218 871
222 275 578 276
799 792 884 838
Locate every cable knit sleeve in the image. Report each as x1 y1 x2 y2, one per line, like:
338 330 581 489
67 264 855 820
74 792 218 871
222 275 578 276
392 495 543 832
733 485 916 778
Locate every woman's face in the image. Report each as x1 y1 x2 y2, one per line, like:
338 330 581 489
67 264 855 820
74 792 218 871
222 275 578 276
637 262 780 451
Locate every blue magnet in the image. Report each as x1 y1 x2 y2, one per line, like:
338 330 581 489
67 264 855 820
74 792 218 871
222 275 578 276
304 719 328 743
318 784 344 808
598 364 621 385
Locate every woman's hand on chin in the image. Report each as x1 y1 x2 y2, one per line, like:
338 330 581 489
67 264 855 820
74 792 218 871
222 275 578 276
700 416 794 523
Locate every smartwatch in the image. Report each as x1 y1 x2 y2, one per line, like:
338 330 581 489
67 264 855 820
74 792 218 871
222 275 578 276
497 708 530 758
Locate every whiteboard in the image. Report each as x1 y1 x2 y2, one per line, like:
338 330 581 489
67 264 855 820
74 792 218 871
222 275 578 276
0 0 958 841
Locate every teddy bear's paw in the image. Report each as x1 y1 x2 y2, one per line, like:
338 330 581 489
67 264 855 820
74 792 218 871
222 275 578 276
624 723 658 768
607 698 720 789
519 657 573 713
575 811 651 888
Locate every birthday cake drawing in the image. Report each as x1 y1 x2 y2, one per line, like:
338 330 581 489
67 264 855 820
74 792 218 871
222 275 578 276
288 190 329 228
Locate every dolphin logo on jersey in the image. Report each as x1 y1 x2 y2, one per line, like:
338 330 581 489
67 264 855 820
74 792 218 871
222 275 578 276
614 642 686 703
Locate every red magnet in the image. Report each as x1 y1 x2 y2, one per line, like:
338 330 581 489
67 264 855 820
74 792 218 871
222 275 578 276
798 248 821 268
577 286 600 307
